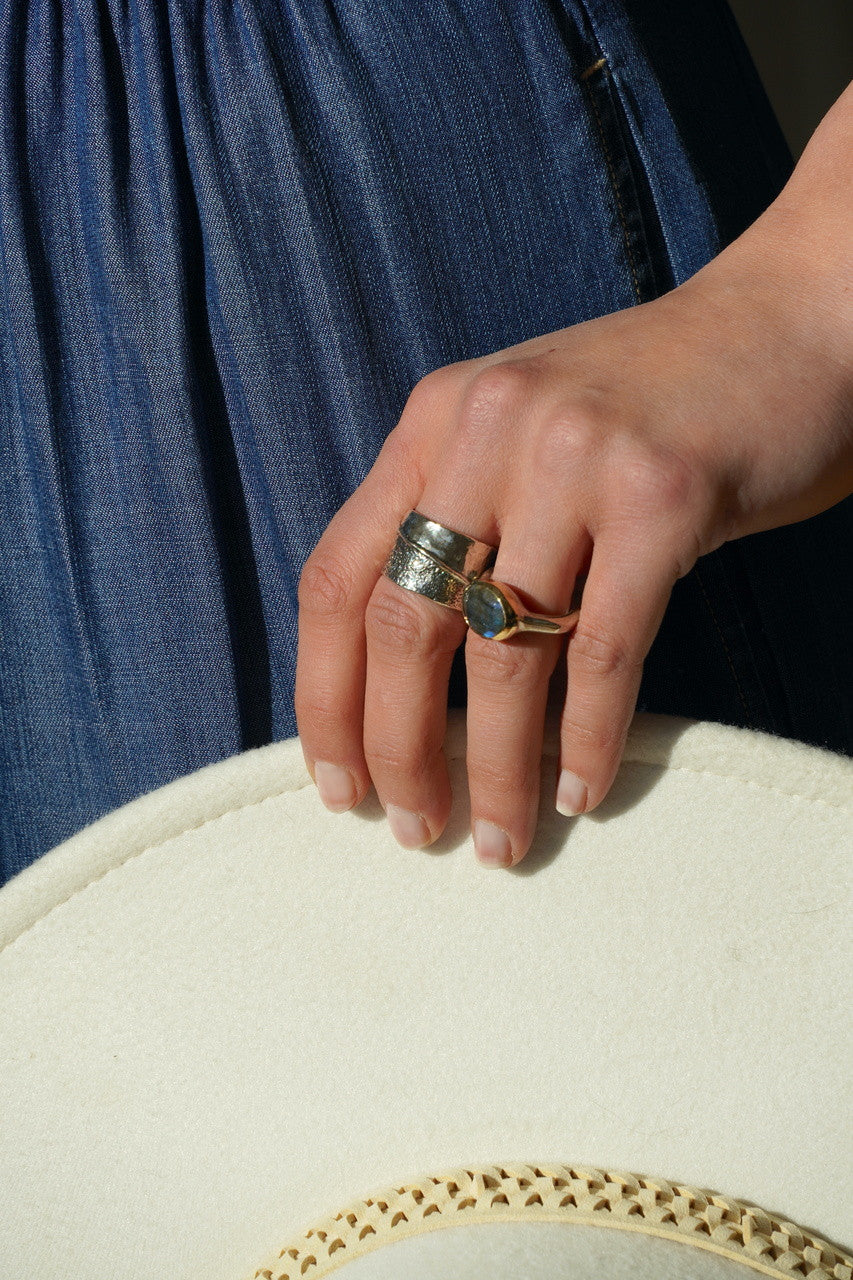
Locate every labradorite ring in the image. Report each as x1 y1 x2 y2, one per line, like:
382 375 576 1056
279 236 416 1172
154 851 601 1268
462 576 582 642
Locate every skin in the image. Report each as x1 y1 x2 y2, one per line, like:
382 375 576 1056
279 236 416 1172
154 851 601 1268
295 80 853 868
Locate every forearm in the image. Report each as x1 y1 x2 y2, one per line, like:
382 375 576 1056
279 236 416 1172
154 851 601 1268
751 79 853 373
672 80 853 530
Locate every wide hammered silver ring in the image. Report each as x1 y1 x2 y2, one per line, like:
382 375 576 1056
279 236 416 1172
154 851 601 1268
399 510 497 580
382 532 471 610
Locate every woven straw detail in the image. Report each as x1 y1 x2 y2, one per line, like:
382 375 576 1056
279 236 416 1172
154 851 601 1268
248 1164 853 1280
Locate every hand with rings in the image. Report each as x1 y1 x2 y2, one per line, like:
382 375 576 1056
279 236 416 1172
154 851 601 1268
295 191 852 867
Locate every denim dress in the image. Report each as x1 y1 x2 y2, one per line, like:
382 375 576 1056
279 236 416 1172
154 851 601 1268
1 0 850 883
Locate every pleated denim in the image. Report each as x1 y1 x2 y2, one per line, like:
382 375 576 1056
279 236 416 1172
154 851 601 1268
1 0 850 883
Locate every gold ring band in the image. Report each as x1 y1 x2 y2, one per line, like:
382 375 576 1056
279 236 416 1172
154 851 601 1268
462 576 582 641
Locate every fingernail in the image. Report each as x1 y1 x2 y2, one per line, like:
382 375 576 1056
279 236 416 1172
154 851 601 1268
314 761 357 812
386 804 431 849
473 819 513 868
556 769 587 816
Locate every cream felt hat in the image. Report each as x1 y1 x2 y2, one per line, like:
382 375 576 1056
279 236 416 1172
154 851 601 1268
0 708 851 1280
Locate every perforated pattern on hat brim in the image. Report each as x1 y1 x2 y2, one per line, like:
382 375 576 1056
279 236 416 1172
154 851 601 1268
249 1163 853 1279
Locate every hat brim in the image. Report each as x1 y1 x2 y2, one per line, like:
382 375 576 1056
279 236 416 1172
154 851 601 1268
0 709 850 1278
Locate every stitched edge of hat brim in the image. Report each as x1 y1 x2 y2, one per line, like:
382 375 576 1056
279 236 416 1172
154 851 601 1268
246 1162 853 1280
1 710 850 953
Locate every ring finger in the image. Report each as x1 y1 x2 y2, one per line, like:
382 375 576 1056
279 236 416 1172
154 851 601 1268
463 509 590 866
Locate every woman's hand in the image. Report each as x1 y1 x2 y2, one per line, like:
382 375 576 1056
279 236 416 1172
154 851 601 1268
294 88 852 867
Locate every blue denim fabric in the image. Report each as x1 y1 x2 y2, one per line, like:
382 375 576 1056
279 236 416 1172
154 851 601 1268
1 0 850 884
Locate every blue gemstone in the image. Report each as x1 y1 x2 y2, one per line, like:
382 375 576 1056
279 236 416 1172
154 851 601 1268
464 583 510 638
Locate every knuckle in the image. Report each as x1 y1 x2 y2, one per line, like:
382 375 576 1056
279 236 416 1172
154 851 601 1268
569 621 636 680
364 588 446 660
465 633 537 685
610 441 698 516
363 736 432 780
399 371 447 429
457 362 536 437
560 711 623 758
470 755 533 798
384 369 459 462
298 555 356 617
294 685 343 730
533 406 600 471
408 366 456 407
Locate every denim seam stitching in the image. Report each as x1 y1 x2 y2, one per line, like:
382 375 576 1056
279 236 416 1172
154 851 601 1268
579 63 642 305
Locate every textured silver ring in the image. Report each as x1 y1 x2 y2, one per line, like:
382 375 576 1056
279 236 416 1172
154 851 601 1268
399 511 497 580
382 532 470 611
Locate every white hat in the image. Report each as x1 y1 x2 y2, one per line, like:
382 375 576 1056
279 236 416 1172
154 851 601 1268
0 708 850 1280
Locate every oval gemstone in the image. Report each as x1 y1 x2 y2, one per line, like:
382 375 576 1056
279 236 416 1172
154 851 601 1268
463 582 511 638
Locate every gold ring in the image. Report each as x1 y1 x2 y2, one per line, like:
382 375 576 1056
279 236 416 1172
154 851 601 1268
462 576 582 641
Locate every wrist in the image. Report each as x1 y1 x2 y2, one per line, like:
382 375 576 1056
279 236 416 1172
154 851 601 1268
666 204 853 538
715 81 853 402
683 184 853 445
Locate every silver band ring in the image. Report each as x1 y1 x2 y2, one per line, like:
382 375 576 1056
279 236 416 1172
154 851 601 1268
382 532 470 610
399 511 497 580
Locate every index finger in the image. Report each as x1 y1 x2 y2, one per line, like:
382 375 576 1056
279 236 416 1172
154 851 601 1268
294 426 423 809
